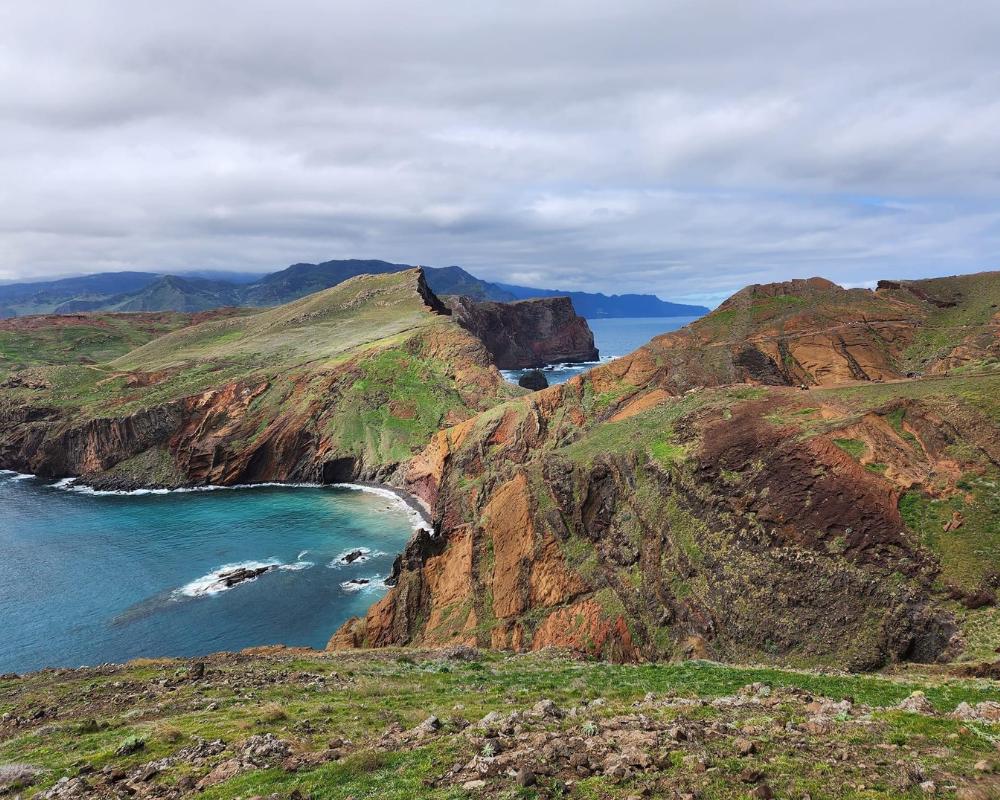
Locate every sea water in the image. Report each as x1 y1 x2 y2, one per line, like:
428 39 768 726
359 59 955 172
0 474 417 673
501 315 702 385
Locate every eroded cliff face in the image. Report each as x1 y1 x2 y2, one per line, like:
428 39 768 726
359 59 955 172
445 295 598 369
636 272 1000 388
333 272 1000 668
0 270 518 488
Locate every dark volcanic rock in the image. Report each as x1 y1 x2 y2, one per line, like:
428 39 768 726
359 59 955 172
518 371 549 391
445 296 598 369
219 566 274 588
341 549 366 564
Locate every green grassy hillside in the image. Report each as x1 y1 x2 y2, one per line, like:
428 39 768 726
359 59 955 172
0 311 249 376
0 269 518 486
1 649 997 799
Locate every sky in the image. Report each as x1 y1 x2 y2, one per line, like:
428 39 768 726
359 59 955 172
1 1 999 306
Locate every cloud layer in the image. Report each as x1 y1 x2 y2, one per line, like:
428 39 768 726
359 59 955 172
2 0 999 303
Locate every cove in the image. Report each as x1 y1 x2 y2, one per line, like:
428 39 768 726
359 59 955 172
0 473 417 673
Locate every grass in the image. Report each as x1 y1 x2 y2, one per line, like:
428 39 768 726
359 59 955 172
0 312 206 375
2 650 997 799
898 477 1000 591
832 438 866 459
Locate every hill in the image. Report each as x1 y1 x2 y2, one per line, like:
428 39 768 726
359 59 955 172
1 270 997 674
0 260 707 319
1 648 997 799
335 271 1000 670
0 270 520 488
0 272 161 317
0 309 250 375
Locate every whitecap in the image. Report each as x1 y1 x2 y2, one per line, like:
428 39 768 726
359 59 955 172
328 547 387 568
173 559 282 599
43 475 430 532
280 560 314 572
339 575 384 593
62 480 323 497
297 550 309 560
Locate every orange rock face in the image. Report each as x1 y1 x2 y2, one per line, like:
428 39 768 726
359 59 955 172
532 598 638 662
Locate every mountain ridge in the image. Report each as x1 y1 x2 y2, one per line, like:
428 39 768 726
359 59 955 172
0 259 709 319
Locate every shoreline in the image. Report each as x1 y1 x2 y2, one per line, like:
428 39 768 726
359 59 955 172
1 469 433 531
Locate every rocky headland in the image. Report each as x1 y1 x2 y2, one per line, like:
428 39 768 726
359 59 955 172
1 269 998 675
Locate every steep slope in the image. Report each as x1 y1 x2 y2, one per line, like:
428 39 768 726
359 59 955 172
446 295 599 368
620 272 1000 388
334 272 1000 669
0 270 518 488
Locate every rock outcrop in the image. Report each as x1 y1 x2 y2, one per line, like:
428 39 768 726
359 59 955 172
0 270 517 486
446 295 598 369
332 271 1000 668
2 268 998 671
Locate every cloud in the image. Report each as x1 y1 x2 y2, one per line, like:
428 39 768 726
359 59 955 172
1 0 999 304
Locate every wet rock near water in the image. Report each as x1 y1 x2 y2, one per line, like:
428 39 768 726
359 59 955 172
517 370 549 391
218 565 274 588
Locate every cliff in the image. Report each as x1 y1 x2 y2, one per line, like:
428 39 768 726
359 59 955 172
445 295 598 369
2 268 998 672
0 270 518 487
333 270 1000 669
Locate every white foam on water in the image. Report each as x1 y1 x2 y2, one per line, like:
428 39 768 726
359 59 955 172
328 483 428 531
280 560 314 572
174 559 282 598
327 547 387 569
7 472 35 481
63 480 322 497
339 575 385 593
42 477 424 533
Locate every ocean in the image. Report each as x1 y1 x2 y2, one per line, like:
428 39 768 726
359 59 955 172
501 315 701 385
1 316 701 672
0 474 416 673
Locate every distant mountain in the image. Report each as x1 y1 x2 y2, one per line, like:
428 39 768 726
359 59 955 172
0 259 704 318
494 283 708 317
242 259 514 305
0 272 161 317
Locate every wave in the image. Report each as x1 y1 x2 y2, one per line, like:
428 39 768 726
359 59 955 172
62 480 322 497
339 575 385 593
42 477 426 529
0 470 35 481
327 483 428 531
328 546 386 568
174 558 314 598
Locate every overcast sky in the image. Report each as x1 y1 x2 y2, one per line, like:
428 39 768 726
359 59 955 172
1 1 999 304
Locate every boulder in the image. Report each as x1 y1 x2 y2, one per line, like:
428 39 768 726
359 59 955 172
518 371 549 391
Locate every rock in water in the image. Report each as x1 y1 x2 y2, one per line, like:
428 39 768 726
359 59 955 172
518 370 549 391
218 566 273 588
341 549 366 564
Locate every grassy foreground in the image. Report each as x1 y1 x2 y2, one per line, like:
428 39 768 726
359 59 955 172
1 649 997 799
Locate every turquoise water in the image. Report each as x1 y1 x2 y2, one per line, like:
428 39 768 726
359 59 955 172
502 315 702 385
0 473 417 673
